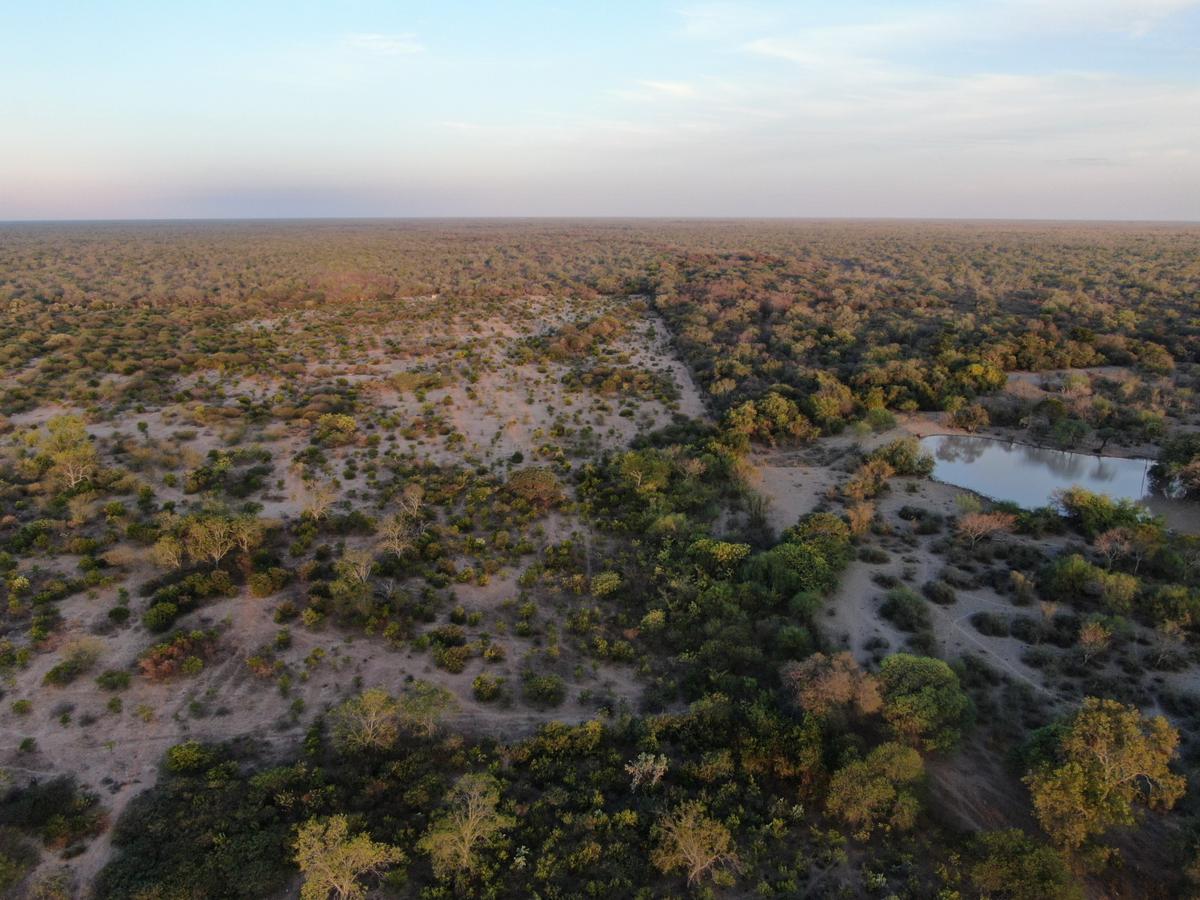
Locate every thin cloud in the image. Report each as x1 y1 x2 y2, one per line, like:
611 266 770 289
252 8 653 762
639 80 698 97
734 0 1200 64
251 32 426 88
677 3 778 39
1008 0 1200 36
342 33 425 56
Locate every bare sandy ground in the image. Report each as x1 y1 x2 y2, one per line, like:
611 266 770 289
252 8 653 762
819 477 1062 697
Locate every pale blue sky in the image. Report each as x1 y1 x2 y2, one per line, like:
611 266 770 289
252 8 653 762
3 1 1198 219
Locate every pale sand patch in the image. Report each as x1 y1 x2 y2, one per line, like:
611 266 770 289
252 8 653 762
749 462 840 535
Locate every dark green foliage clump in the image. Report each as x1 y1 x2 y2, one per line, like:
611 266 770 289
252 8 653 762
881 588 931 633
0 777 105 850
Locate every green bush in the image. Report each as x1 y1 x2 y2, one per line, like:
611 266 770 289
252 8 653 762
522 673 566 708
247 573 275 597
42 642 101 687
142 601 180 633
43 660 86 686
248 567 290 598
880 588 931 633
165 741 217 774
870 438 934 477
1055 487 1154 538
1039 555 1101 605
970 612 1009 637
433 644 471 674
472 674 505 702
0 827 37 894
96 670 132 691
923 580 957 605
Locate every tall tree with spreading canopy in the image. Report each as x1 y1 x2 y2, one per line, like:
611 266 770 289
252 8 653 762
418 773 514 883
35 414 98 489
293 815 403 900
330 688 400 753
651 800 740 885
1024 697 1185 850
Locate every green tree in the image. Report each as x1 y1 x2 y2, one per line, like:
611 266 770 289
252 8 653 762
688 538 751 576
314 413 358 446
330 689 400 753
1024 697 1185 850
807 372 855 429
743 541 833 597
959 361 1007 393
590 570 622 597
1054 487 1153 539
651 800 739 885
878 654 972 752
825 742 924 839
725 391 818 446
618 450 672 494
418 773 513 882
164 740 217 774
293 815 403 900
784 512 853 568
869 437 934 477
506 466 565 509
37 415 98 489
969 829 1081 900
397 680 458 737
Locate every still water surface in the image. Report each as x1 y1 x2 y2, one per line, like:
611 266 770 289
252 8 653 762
918 434 1196 533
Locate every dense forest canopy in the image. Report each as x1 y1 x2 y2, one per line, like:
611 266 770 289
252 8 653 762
3 220 1196 416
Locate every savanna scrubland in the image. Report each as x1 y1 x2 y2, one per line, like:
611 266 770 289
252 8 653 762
1 220 1199 898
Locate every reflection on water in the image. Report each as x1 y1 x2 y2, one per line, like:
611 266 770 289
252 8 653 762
925 436 1140 495
917 436 1197 534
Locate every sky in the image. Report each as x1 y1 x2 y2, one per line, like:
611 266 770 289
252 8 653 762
2 0 1198 220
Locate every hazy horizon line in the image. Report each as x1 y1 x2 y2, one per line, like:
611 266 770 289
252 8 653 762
2 214 1199 226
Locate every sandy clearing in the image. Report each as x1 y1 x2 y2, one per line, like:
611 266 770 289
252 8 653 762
749 461 841 535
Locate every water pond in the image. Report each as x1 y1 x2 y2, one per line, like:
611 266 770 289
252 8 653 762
918 434 1196 532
